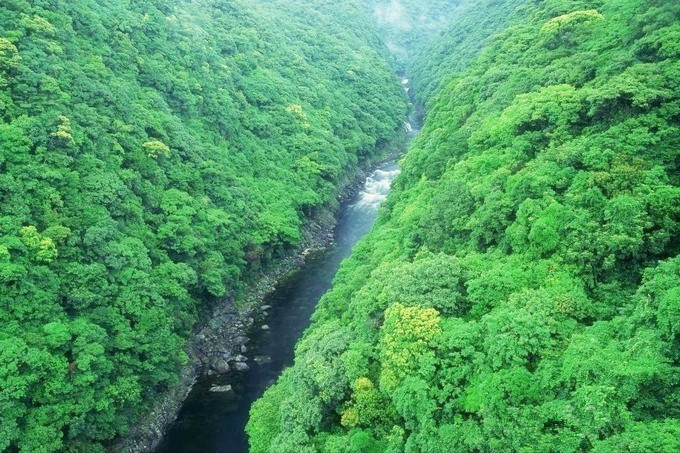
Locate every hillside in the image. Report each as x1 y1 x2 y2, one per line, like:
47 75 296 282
408 0 527 105
247 0 680 451
0 0 407 450
363 0 463 72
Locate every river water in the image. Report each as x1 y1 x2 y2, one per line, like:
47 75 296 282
157 79 419 453
156 162 402 453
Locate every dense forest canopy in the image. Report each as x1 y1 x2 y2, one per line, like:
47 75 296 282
408 0 528 105
0 0 407 450
248 0 680 451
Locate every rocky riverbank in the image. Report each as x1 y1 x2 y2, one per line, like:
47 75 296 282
111 136 405 452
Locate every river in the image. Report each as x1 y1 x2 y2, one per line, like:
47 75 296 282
155 162 400 452
156 80 419 453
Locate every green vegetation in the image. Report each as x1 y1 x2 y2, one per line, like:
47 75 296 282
408 0 527 105
248 0 680 451
0 0 407 450
364 0 463 72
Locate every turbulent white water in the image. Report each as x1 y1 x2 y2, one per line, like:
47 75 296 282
353 165 401 211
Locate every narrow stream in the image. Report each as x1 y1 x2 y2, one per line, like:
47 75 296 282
157 80 419 453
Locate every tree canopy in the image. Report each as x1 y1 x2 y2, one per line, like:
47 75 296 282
248 0 680 451
0 0 407 450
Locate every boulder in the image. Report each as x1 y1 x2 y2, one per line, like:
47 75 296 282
234 336 249 345
209 385 234 396
232 361 249 372
213 358 230 374
254 355 271 365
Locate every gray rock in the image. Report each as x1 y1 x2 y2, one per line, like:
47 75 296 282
261 324 270 331
240 345 248 353
234 336 249 345
261 305 272 311
254 355 272 365
232 361 249 372
213 358 230 374
209 385 234 396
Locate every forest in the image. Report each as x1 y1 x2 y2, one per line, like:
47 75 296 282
0 0 408 451
248 0 680 451
1 0 678 451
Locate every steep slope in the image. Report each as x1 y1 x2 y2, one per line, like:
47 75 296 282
247 0 680 451
408 0 527 105
0 0 407 451
364 0 464 72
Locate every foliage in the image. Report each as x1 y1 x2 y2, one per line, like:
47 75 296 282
248 0 680 451
363 0 464 72
409 0 528 104
0 0 407 450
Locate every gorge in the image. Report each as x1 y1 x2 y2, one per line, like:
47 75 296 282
1 1 678 452
154 71 421 452
157 159 406 452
